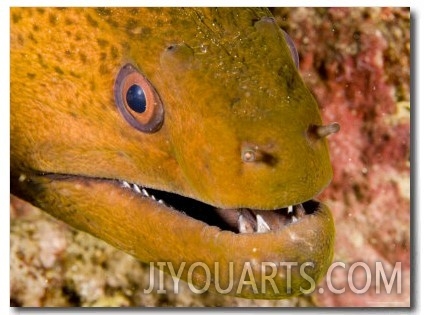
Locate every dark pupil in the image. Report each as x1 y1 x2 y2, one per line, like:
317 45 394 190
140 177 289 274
126 84 146 113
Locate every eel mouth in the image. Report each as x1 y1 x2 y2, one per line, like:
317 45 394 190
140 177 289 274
17 171 323 236
12 171 334 299
119 179 319 234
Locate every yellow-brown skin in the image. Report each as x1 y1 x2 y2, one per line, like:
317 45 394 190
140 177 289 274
11 8 335 299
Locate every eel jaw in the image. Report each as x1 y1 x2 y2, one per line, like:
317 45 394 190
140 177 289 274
12 172 335 299
120 180 320 235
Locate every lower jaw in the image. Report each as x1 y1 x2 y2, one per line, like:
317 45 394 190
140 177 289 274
11 172 335 299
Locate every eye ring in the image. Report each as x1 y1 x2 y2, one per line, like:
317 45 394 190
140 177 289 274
114 63 164 133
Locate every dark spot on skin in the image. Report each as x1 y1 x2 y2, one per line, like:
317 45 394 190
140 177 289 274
79 52 87 64
65 49 73 58
155 19 165 28
11 12 22 24
140 27 152 36
26 73 36 79
277 66 285 77
32 24 39 32
278 65 296 91
28 33 37 44
285 73 297 91
36 8 45 15
69 71 81 78
99 52 107 61
99 64 109 75
126 19 138 30
230 97 241 108
97 38 109 48
105 18 119 29
116 151 127 158
96 8 113 16
75 32 82 41
37 53 48 68
85 14 99 28
203 162 210 172
17 34 24 45
129 8 140 16
64 17 73 25
49 13 58 26
66 102 78 118
90 80 96 91
83 217 94 225
121 41 131 53
110 46 119 60
54 66 64 75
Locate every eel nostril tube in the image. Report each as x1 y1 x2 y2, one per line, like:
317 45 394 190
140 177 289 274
242 148 258 163
241 144 278 166
241 145 264 163
309 122 340 139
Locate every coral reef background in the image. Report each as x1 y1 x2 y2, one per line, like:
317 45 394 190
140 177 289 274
10 7 410 307
275 7 410 307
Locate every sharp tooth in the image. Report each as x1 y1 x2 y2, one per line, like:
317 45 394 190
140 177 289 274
122 181 131 189
238 214 254 233
132 184 142 193
142 188 149 197
288 205 293 214
292 216 298 223
158 199 164 204
151 195 157 201
256 214 271 233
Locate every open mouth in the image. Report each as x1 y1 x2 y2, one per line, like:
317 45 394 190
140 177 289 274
119 179 319 234
12 171 334 299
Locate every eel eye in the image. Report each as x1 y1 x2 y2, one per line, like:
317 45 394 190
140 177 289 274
281 30 299 69
114 63 164 133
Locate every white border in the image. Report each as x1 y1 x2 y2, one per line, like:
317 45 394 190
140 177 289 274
3 1 423 314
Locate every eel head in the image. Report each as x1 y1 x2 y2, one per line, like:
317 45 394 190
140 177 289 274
11 8 338 299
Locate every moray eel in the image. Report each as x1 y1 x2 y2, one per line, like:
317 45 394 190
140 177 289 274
10 8 339 299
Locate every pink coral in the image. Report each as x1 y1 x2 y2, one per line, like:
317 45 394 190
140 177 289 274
274 7 410 306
